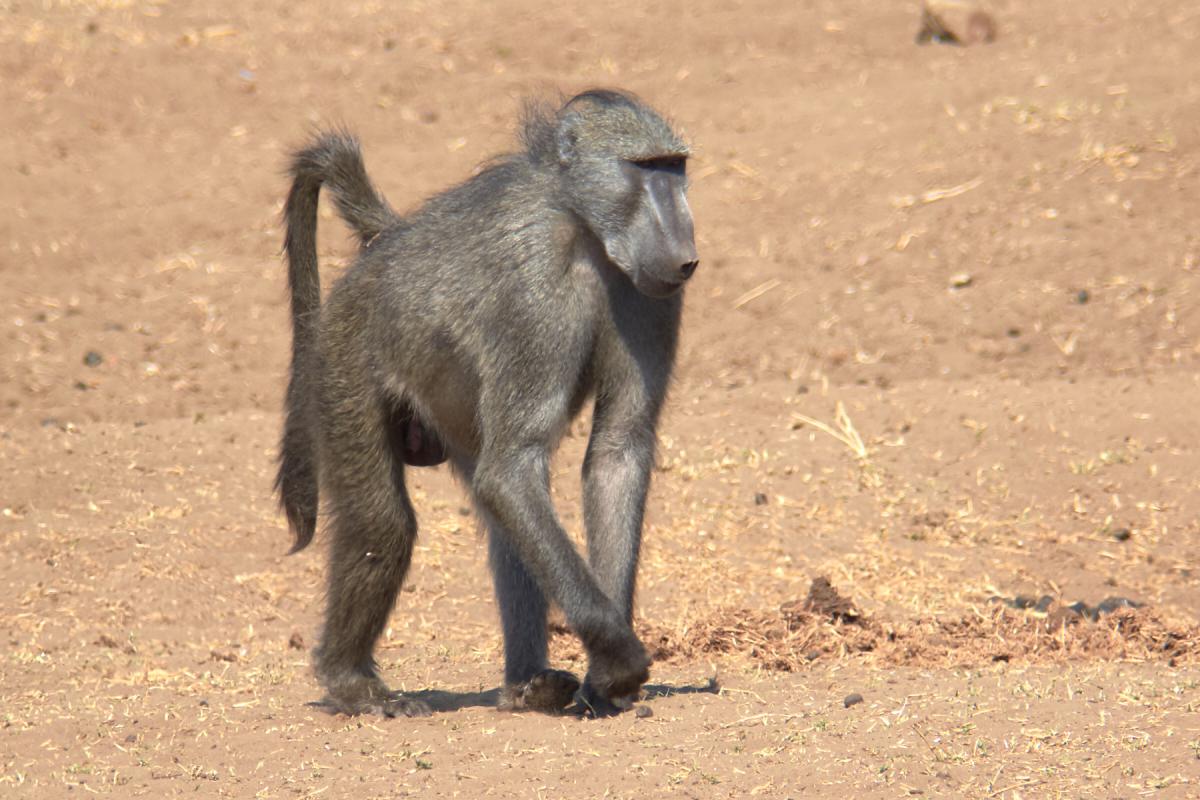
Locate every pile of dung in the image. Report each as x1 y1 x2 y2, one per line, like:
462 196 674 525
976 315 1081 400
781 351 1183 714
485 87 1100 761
633 577 1199 670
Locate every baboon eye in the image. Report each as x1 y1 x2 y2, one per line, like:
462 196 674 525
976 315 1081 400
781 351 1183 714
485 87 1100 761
631 156 686 172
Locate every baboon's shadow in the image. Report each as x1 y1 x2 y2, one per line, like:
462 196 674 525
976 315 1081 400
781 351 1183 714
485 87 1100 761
409 676 720 714
408 687 501 713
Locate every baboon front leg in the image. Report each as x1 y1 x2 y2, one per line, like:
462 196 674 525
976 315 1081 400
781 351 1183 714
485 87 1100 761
313 390 430 717
582 431 654 621
473 448 649 708
579 420 656 715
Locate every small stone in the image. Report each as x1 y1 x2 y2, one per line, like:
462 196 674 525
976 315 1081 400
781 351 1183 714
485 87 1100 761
634 705 653 718
843 692 864 708
913 510 949 529
1076 289 1090 304
917 1 997 46
1112 527 1131 542
288 632 306 650
949 272 973 289
753 492 768 506
211 647 238 663
83 350 103 367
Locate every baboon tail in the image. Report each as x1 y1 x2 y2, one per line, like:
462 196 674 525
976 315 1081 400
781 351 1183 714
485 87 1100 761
291 131 399 246
276 132 398 553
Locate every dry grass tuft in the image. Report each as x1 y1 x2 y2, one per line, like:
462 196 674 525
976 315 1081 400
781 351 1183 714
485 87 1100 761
790 402 869 460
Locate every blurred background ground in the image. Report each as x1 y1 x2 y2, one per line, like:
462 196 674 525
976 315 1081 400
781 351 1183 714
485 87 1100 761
1 0 1199 796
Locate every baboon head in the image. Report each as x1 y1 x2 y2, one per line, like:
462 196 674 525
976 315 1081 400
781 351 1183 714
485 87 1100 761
530 90 699 298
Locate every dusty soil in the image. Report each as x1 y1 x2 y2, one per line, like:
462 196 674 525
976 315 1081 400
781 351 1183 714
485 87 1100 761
3 0 1200 797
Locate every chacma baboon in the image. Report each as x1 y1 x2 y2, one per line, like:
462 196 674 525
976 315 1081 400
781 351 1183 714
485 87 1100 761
276 89 698 718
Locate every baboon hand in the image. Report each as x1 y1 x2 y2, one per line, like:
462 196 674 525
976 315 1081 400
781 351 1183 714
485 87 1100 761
582 633 650 714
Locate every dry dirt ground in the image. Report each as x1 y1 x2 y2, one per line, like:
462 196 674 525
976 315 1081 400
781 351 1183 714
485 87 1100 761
3 0 1200 797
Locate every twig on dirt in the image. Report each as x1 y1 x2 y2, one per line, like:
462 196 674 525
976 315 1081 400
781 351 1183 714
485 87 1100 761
986 779 1045 798
911 721 947 762
719 686 767 705
791 402 868 460
1051 331 1079 356
719 712 805 729
921 177 983 203
892 176 983 209
733 279 782 309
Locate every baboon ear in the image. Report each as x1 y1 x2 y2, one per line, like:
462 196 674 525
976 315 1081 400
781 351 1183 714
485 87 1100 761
556 114 580 166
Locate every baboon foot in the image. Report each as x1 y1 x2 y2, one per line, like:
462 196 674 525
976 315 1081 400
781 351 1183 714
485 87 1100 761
313 672 433 718
499 669 581 713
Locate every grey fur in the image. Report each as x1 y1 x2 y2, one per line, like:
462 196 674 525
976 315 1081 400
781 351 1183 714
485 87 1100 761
276 89 698 717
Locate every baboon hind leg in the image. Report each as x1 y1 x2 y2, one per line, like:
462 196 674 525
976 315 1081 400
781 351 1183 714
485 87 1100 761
313 380 429 718
485 516 581 713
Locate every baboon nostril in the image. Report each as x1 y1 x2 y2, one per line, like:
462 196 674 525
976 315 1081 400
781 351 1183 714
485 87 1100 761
680 260 699 279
